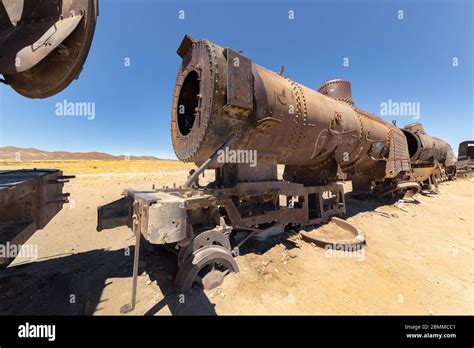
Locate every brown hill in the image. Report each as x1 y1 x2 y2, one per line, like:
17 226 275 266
0 146 160 161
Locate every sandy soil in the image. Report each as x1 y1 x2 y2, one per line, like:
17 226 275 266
0 161 472 315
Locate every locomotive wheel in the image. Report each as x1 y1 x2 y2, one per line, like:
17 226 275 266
3 0 98 98
177 228 231 266
174 245 238 293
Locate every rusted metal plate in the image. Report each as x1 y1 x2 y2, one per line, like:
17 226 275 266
176 34 195 58
96 196 132 232
387 127 411 177
225 48 253 112
0 169 73 269
300 217 366 249
133 191 189 244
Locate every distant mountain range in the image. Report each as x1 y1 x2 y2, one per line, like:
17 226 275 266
0 146 160 161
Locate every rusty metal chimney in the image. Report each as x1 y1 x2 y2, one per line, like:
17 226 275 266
318 79 354 105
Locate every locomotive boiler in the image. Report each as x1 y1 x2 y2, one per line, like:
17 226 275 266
171 37 416 197
401 123 456 191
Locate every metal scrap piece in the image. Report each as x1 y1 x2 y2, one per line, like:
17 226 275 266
300 217 366 250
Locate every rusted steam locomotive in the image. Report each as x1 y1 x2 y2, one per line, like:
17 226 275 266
97 36 457 305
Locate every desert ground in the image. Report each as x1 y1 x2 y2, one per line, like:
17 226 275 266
0 160 473 315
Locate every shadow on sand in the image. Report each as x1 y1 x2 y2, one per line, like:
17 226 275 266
343 191 423 219
0 245 216 316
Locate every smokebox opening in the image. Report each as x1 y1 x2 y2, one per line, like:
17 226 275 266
177 70 200 136
402 129 419 159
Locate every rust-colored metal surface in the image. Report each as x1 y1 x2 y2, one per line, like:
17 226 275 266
456 140 474 178
0 0 98 98
0 169 73 269
171 35 414 195
317 79 354 105
401 122 457 184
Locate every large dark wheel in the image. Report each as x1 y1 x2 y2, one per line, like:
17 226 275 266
174 245 238 293
3 0 98 98
177 228 231 266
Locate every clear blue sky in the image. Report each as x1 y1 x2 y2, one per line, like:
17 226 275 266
0 0 472 159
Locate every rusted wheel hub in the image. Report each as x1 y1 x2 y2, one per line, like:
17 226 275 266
174 245 238 293
177 228 231 266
